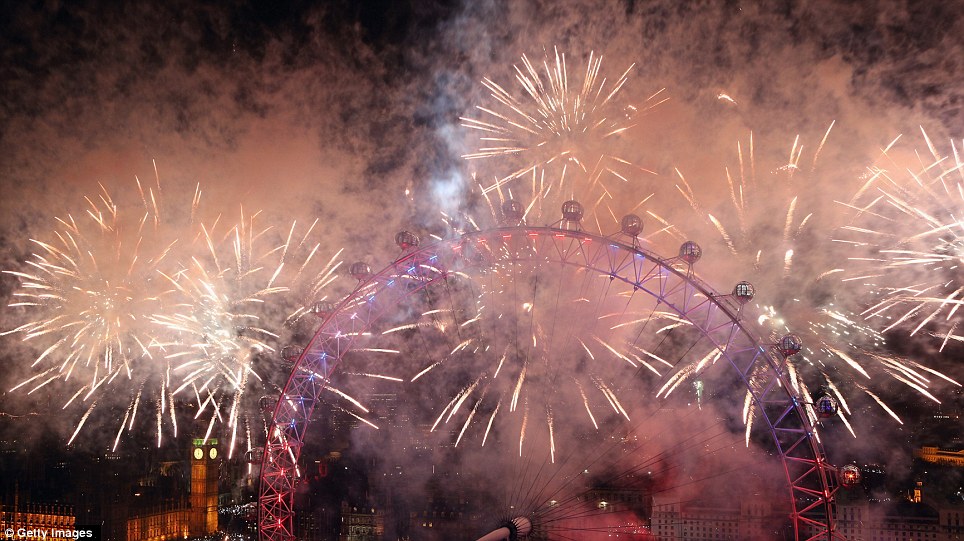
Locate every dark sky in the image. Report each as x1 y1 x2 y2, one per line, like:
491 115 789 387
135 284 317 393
2 1 959 198
0 0 961 471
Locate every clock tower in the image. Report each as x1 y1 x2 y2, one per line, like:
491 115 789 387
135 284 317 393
190 438 220 535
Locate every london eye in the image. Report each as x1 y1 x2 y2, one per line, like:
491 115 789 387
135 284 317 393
258 202 844 540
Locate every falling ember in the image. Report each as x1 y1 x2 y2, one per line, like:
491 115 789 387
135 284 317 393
825 377 858 438
481 399 501 447
519 402 528 457
510 364 527 412
455 399 482 447
825 347 871 379
596 378 630 420
412 359 445 382
577 383 599 430
113 400 133 452
823 377 852 416
547 408 555 464
68 402 97 446
447 379 483 424
323 384 369 414
593 336 637 367
742 391 753 425
657 365 694 398
694 348 722 374
339 407 379 430
156 396 163 448
630 344 677 369
744 409 753 448
860 387 904 425
346 372 404 382
717 92 738 105
431 398 456 433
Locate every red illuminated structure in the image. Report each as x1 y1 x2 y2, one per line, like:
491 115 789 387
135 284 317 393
258 219 844 541
839 465 861 488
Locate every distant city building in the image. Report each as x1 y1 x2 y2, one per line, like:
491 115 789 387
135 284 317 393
339 502 384 541
650 492 786 540
405 484 486 541
833 497 964 540
127 438 220 541
125 502 191 541
544 485 648 538
915 447 964 468
0 500 75 541
1 438 222 541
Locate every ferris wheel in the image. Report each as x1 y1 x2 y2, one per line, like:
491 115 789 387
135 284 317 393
258 200 845 541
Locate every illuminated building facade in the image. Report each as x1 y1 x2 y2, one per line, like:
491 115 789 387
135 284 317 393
189 438 220 535
1 427 226 541
650 493 784 540
915 447 964 468
0 502 75 540
122 438 221 541
125 504 191 541
339 502 384 541
832 499 964 541
117 439 219 541
543 485 648 537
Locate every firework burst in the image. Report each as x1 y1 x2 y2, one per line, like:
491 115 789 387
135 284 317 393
2 174 184 446
152 208 342 456
460 47 666 224
4 177 342 452
673 127 960 434
838 130 964 350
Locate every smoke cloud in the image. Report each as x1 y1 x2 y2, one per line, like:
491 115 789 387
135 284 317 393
1 0 961 531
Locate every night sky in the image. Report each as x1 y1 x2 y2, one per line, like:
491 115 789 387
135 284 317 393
0 0 962 529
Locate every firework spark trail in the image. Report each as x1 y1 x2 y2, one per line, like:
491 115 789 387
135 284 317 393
482 398 501 446
839 132 964 350
576 382 599 430
826 384 858 438
859 385 904 425
519 401 528 457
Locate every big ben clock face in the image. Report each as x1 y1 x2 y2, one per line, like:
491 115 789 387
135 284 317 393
193 448 203 460
209 447 218 459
